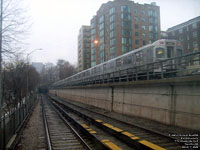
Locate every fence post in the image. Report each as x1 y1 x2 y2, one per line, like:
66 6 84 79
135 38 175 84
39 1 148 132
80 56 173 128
3 114 5 149
160 61 164 79
13 108 15 133
135 67 138 81
147 64 149 80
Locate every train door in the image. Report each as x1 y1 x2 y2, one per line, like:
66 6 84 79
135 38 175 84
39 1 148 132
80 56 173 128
167 46 174 58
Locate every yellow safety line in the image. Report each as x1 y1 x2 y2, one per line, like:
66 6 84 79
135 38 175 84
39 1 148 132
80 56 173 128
96 119 103 123
101 139 122 150
139 140 166 150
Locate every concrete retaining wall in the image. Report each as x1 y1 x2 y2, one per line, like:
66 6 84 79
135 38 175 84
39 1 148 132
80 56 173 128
50 76 200 131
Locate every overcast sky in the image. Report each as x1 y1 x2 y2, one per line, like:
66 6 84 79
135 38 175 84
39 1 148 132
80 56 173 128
24 0 200 65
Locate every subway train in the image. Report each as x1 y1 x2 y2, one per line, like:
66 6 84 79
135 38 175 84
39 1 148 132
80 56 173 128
54 39 183 87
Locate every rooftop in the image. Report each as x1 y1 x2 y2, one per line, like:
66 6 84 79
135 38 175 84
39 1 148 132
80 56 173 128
167 16 200 32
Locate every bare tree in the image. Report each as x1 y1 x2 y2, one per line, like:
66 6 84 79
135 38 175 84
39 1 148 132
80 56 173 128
2 56 40 110
57 59 76 80
2 0 30 58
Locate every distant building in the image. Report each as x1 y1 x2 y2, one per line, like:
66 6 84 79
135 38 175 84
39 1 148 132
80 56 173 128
78 26 91 72
167 16 200 54
32 62 44 73
160 31 168 39
90 0 161 66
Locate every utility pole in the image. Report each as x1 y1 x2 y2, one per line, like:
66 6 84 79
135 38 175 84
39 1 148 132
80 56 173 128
0 0 3 117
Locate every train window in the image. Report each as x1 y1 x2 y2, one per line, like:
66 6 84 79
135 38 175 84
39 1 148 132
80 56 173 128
140 51 143 58
124 56 132 64
103 64 107 71
136 52 140 62
177 49 182 56
156 48 164 58
116 58 122 67
132 54 136 64
109 62 114 69
167 46 174 58
99 66 103 73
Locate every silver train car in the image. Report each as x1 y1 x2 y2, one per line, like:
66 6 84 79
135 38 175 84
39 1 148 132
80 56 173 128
54 39 183 87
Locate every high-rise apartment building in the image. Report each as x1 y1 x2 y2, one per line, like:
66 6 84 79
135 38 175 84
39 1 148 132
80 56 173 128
78 26 91 72
167 16 200 54
90 0 160 67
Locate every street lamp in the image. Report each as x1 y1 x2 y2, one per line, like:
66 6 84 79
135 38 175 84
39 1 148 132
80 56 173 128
26 48 42 97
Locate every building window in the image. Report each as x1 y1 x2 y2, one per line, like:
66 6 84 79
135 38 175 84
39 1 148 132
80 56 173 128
110 30 115 38
193 31 197 38
192 23 197 29
142 33 146 38
109 7 115 15
91 29 95 35
135 32 138 36
135 40 139 45
179 28 183 34
122 29 131 36
135 24 139 29
149 33 153 39
122 37 132 45
121 13 131 20
134 16 138 22
172 32 175 36
99 30 104 37
155 26 158 32
143 40 146 45
142 10 145 15
186 26 189 32
148 10 153 16
187 35 190 40
121 5 130 12
187 43 190 49
99 16 104 23
121 21 131 28
134 9 138 14
91 22 95 29
99 23 104 30
149 25 153 31
110 15 115 22
100 37 104 44
193 41 198 50
110 46 116 54
149 17 153 24
110 22 115 30
110 38 116 46
142 25 146 30
149 40 152 44
141 18 145 23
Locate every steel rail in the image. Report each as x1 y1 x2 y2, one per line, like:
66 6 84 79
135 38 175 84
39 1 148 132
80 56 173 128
41 98 52 150
49 99 93 150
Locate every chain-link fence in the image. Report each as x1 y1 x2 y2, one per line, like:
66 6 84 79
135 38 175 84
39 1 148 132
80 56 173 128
0 94 37 149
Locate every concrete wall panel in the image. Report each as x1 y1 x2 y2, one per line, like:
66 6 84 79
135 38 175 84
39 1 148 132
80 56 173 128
50 78 200 131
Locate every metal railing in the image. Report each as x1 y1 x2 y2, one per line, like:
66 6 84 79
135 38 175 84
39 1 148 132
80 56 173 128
0 94 37 149
54 51 200 88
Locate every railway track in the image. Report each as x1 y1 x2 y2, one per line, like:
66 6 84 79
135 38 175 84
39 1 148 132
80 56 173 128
41 95 93 150
49 95 191 150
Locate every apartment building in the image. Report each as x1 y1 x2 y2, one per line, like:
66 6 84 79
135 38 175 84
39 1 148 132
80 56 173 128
167 16 200 54
90 0 161 67
78 26 91 72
